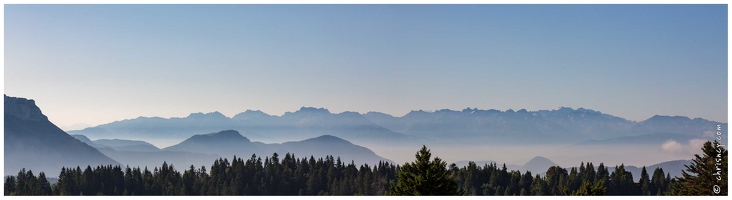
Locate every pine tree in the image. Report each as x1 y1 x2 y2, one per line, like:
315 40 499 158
5 176 17 195
650 167 666 195
639 166 651 195
530 175 547 195
389 145 463 195
36 172 52 195
573 179 606 195
673 140 727 195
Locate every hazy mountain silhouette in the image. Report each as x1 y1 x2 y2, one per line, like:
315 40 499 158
520 156 559 174
164 130 392 165
275 135 393 165
610 160 692 182
4 95 118 176
93 139 160 152
576 132 702 145
631 115 726 137
70 107 425 147
69 111 239 142
71 135 160 152
453 156 557 174
96 147 218 170
68 106 725 155
71 134 95 145
363 107 726 145
164 130 268 157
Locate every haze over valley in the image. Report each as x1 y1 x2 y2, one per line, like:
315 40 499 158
3 4 727 196
6 93 725 180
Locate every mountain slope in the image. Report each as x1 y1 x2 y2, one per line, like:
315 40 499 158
275 135 393 165
93 139 160 152
164 130 268 157
4 95 119 176
164 130 392 165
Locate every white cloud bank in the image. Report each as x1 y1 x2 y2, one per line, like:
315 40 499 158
661 139 709 156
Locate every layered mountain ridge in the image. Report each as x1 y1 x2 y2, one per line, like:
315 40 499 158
69 106 726 147
4 95 119 176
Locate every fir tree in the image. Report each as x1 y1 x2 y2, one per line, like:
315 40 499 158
673 140 727 195
389 145 463 195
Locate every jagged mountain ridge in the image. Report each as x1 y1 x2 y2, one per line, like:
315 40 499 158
69 106 726 147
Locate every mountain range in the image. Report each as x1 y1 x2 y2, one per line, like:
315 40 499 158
70 107 726 148
6 94 722 180
70 108 427 148
4 95 118 176
364 107 726 144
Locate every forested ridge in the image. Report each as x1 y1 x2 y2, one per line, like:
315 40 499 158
4 141 727 196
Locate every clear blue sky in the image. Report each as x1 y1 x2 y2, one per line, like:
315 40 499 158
4 4 728 128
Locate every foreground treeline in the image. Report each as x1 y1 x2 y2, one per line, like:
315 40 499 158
2 155 673 196
450 161 674 195
4 141 727 196
6 154 397 195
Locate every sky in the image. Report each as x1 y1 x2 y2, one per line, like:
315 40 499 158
4 4 728 129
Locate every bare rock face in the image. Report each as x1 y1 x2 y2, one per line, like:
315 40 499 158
4 95 48 122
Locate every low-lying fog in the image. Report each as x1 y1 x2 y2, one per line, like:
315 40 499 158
133 136 704 169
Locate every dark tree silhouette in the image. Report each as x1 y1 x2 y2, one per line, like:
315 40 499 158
390 145 463 195
671 140 727 195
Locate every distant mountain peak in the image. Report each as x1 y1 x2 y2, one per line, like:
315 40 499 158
524 156 558 167
404 109 430 116
461 107 476 113
297 107 331 114
520 156 559 173
557 106 574 111
4 95 48 122
436 109 460 113
304 135 351 144
338 111 360 115
244 109 266 114
647 115 691 121
365 111 393 117
205 129 244 137
233 110 271 120
186 111 229 119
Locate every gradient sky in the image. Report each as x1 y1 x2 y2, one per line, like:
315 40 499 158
4 4 728 129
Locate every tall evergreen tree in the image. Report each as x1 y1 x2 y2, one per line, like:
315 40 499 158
390 145 463 195
650 167 666 195
673 140 727 195
639 166 651 195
